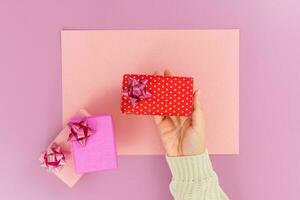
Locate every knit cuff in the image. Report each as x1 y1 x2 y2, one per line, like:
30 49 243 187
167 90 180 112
166 150 215 181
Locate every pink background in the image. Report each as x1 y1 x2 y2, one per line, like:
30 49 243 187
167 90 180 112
61 30 239 155
0 0 299 199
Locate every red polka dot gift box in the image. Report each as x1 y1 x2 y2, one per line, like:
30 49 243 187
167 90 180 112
121 74 194 116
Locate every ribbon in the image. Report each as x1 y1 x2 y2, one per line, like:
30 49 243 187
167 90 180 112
40 143 66 172
68 118 95 146
122 77 152 107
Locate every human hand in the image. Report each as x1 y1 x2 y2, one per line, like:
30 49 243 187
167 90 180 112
153 70 206 157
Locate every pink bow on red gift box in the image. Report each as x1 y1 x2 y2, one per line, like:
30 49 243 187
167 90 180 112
122 77 152 107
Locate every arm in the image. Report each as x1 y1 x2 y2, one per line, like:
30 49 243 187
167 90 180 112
167 151 229 200
153 70 229 200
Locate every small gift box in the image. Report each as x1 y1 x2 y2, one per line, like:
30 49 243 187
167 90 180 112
39 109 89 188
40 110 117 187
69 115 117 173
121 74 194 116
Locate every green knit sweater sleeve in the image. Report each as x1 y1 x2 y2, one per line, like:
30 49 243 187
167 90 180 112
166 150 229 200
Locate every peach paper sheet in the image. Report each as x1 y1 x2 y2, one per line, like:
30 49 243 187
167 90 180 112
61 30 239 155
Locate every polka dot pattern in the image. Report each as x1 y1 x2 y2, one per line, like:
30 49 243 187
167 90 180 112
121 74 193 116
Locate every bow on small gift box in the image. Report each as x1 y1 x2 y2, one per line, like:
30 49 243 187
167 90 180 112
39 143 67 172
68 118 95 146
40 118 95 172
122 77 152 107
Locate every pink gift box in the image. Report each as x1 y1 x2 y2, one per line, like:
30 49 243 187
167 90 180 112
70 115 117 173
39 110 89 188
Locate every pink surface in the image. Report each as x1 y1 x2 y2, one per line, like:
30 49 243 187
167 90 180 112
61 30 239 155
71 115 117 173
1 0 299 200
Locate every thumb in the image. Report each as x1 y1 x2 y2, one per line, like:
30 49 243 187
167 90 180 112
192 90 204 130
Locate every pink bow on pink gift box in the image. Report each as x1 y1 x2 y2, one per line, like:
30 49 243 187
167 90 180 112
68 118 95 146
39 143 67 172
